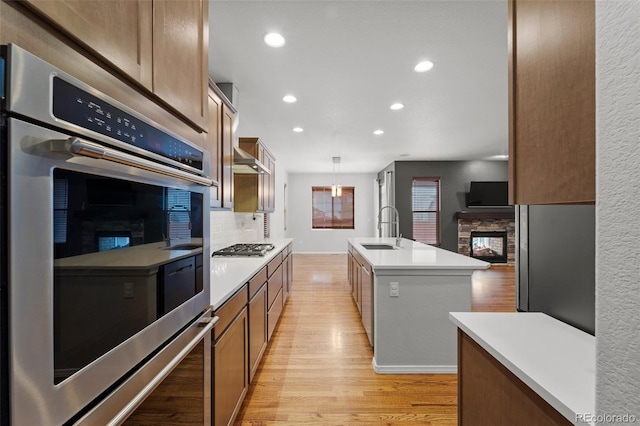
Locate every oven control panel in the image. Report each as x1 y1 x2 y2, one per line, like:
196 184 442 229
52 77 204 172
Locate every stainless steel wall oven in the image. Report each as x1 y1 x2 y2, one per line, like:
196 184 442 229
0 44 214 425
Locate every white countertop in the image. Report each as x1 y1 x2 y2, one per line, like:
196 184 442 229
210 238 293 309
450 312 596 425
348 237 489 272
54 238 203 270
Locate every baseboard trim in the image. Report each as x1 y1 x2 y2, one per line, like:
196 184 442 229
372 358 457 374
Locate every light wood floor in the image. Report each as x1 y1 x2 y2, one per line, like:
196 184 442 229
235 254 515 425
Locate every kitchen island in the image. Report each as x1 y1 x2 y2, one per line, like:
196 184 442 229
450 312 595 425
347 237 489 373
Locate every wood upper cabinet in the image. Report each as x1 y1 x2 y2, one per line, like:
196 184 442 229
207 86 223 208
221 102 236 209
153 0 208 130
234 137 276 213
22 0 209 131
208 82 236 209
21 0 153 90
508 0 595 204
263 151 276 212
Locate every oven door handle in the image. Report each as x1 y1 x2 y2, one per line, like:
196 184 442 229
49 137 218 187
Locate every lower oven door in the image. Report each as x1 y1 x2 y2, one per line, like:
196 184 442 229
8 117 211 425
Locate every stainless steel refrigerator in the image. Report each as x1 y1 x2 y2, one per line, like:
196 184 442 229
516 205 595 335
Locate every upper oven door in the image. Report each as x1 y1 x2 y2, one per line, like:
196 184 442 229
8 117 211 426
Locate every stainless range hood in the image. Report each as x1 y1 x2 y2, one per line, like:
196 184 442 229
233 146 271 175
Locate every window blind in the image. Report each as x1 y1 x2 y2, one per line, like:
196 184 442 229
412 177 440 245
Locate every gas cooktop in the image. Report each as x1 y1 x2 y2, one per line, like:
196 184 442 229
212 243 275 257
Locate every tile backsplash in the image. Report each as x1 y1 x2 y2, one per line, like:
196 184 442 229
210 210 264 250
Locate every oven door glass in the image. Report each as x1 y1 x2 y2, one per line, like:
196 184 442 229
52 168 204 384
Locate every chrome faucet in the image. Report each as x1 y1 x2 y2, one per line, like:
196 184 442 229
377 205 402 247
165 205 192 247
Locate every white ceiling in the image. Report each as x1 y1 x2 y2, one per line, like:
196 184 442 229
208 0 508 174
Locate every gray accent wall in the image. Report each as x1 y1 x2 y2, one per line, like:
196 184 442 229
379 161 509 253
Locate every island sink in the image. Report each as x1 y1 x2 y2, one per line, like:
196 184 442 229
361 243 396 250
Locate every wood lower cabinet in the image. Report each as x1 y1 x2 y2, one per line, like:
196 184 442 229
22 0 208 131
360 261 373 347
458 329 572 425
282 249 293 303
347 243 373 347
265 251 285 342
267 288 283 341
248 283 267 382
350 252 362 314
212 286 248 426
209 246 290 425
208 82 236 209
508 0 595 204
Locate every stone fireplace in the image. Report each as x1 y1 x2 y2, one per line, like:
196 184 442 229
456 211 515 265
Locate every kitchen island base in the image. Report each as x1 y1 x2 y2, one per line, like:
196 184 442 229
372 271 473 374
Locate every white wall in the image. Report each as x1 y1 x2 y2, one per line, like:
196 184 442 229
287 173 377 253
596 1 640 418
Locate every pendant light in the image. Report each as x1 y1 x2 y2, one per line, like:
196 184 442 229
331 157 342 197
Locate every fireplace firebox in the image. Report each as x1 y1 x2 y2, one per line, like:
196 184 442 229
470 231 508 263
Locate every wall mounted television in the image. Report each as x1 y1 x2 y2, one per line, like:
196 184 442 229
467 181 510 207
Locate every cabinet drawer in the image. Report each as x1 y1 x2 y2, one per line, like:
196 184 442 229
267 288 283 341
248 266 267 300
267 264 283 310
267 251 283 277
213 284 248 341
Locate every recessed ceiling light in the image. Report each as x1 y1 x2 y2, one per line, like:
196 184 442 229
414 60 434 72
293 127 304 133
399 153 410 157
264 32 286 48
282 95 297 103
373 130 384 135
390 103 404 110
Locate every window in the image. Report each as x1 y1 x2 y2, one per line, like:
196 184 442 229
412 177 440 245
312 186 355 229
